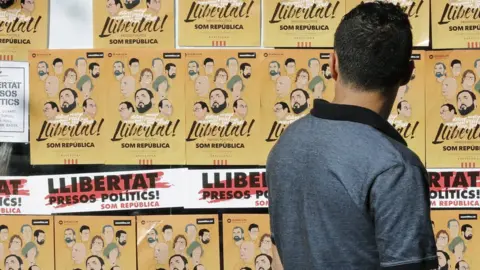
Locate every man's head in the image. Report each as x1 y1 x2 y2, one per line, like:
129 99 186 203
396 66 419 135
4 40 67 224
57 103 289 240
194 75 210 97
153 75 169 99
59 88 78 113
451 59 462 77
76 57 87 74
321 63 332 79
204 58 214 75
308 58 320 76
20 225 32 241
116 230 127 246
456 260 470 270
154 242 169 263
37 61 48 77
120 75 136 97
227 57 239 76
193 101 209 120
232 226 244 242
209 88 228 114
86 255 105 270
461 70 476 89
0 225 8 241
152 58 164 75
396 100 411 118
269 61 281 77
169 254 188 270
45 75 60 97
162 225 173 242
0 0 14 9
113 61 125 77
106 0 122 16
442 77 457 100
34 230 45 245
233 99 248 119
275 76 291 97
124 0 139 9
285 58 296 75
457 90 477 116
188 61 199 77
64 228 75 244
146 0 161 13
72 242 87 264
198 229 210 244
119 101 135 120
147 229 158 244
4 254 23 270
435 62 447 79
240 63 252 79
461 224 473 240
440 103 457 122
53 58 64 75
255 253 273 270
248 224 259 240
437 250 450 270
173 235 187 253
140 68 154 86
89 62 100 78
43 102 59 120
135 88 154 114
290 89 310 115
80 226 90 242
165 63 177 79
102 225 114 244
295 68 310 86
214 68 228 85
333 2 413 100
21 0 35 12
274 102 290 120
159 99 173 116
129 58 140 75
227 75 244 100
436 230 449 248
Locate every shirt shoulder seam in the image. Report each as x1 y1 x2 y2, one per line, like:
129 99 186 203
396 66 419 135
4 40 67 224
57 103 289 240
380 255 439 267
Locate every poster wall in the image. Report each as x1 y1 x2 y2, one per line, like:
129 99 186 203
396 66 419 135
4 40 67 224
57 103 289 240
54 216 136 270
137 214 220 270
263 0 345 47
222 214 272 270
29 50 106 165
259 50 334 164
429 169 480 209
0 61 29 143
105 49 185 165
0 0 49 61
0 176 50 215
426 51 480 168
178 0 261 47
185 169 268 209
387 51 425 163
346 0 429 47
0 216 54 270
431 0 480 49
184 51 261 165
431 210 479 270
93 0 174 49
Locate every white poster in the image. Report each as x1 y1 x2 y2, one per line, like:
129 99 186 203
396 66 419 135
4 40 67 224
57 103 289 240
428 169 480 209
0 61 29 142
185 169 269 209
0 176 50 215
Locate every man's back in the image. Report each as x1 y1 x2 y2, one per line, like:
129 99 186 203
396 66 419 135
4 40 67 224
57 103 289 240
267 101 437 269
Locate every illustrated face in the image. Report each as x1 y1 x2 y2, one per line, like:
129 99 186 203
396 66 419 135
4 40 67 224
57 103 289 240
442 77 457 99
309 59 320 76
64 230 75 243
188 62 199 76
261 236 272 251
77 59 87 74
153 59 164 75
286 61 296 75
291 90 308 113
205 61 214 75
167 66 177 78
136 90 152 110
141 70 153 85
147 230 157 243
154 243 169 263
10 237 21 252
72 243 86 263
454 242 465 260
463 72 475 88
36 232 45 245
43 104 57 120
155 81 167 99
37 62 47 76
255 254 271 270
45 76 59 97
120 76 135 97
210 90 227 113
193 103 208 120
22 226 32 241
103 227 114 244
163 229 173 242
81 80 93 98
233 228 243 242
4 256 21 270
397 85 407 100
297 71 309 85
458 261 470 270
108 248 119 264
0 228 8 241
160 100 173 116
194 76 210 97
457 92 476 116
228 59 238 75
119 103 133 120
92 238 104 252
435 64 446 78
84 99 97 118
437 233 448 248
106 0 121 15
192 246 202 262
201 232 210 243
118 233 127 245
60 90 77 113
452 63 461 77
463 227 473 240
22 0 34 12
169 256 186 270
398 101 412 118
234 99 248 118
148 0 161 12
249 228 258 240
232 81 243 100
274 104 288 120
323 66 331 78
269 62 280 76
276 76 291 97
215 71 227 85
130 61 139 75
440 105 455 122
91 65 100 78
174 237 186 251
66 70 77 84
437 252 447 267
186 226 196 239
27 247 36 262
313 81 325 99
54 61 63 75
243 65 252 78
113 62 124 77
86 256 103 270
239 242 254 261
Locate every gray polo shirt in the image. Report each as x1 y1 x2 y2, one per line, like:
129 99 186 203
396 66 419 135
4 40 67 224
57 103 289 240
267 99 438 270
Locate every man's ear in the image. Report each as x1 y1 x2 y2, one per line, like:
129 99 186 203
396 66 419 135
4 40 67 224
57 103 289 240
400 60 415 86
330 53 338 81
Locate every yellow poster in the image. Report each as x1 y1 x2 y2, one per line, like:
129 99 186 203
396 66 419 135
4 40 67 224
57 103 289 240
387 51 425 163
0 216 54 270
137 214 220 270
431 0 480 49
431 210 480 270
93 0 174 49
346 0 429 47
263 0 345 48
222 214 272 270
29 50 106 165
426 51 480 168
178 0 261 47
105 49 185 165
258 50 334 165
54 216 136 270
0 0 49 61
185 51 261 165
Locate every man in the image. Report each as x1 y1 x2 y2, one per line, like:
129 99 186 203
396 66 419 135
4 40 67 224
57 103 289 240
457 90 477 116
152 58 164 78
106 0 122 16
198 229 210 244
461 70 476 91
154 242 169 265
185 224 197 243
267 2 437 269
308 76 325 99
113 61 125 81
34 230 45 245
169 254 188 270
240 63 252 79
248 224 259 242
193 101 209 121
173 235 187 255
76 57 87 76
273 102 290 121
45 75 60 98
436 230 449 251
140 68 154 89
396 100 412 120
165 63 176 79
455 260 470 270
227 57 239 77
232 227 244 247
214 68 228 89
124 0 139 9
239 241 255 265
53 58 64 75
4 254 23 270
441 77 457 101
86 255 105 270
118 101 135 121
440 103 457 123
116 230 127 246
451 59 462 77
158 99 173 117
435 62 447 83
295 68 310 89
80 225 90 242
59 88 79 114
209 88 229 114
308 58 320 77
153 75 169 99
77 75 94 99
162 225 173 242
275 76 291 98
89 62 100 79
437 251 450 270
188 61 199 81
135 88 154 114
227 75 244 100
233 99 248 119
255 254 272 270
284 58 296 76
461 224 473 240
43 101 59 120
129 58 140 75
204 58 214 76
0 225 8 242
194 76 210 97
449 237 466 262
322 63 332 79
120 75 135 97
290 89 309 115
37 61 49 81
146 0 161 14
0 0 14 9
102 225 115 244
269 61 281 81
147 229 159 248
72 243 87 265
64 228 76 248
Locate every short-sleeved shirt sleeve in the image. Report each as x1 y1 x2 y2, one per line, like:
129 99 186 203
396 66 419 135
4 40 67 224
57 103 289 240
370 164 438 270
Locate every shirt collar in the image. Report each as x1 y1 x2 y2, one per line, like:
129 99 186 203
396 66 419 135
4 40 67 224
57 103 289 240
310 99 407 146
